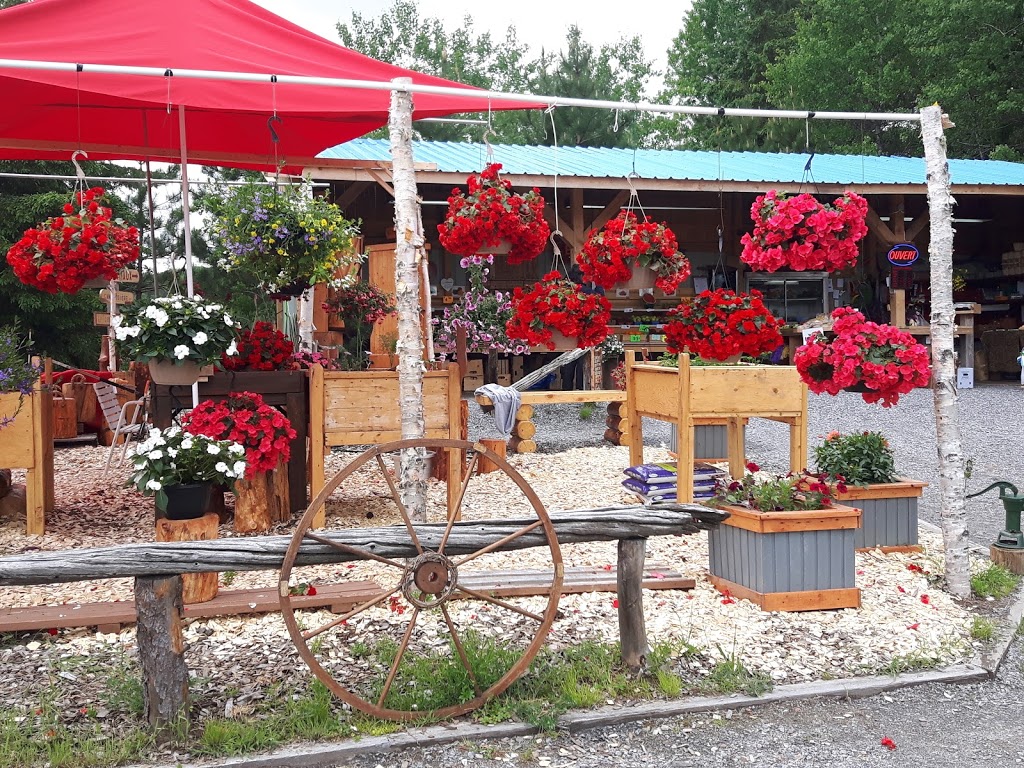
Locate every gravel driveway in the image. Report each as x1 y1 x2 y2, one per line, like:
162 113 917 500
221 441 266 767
469 383 1024 547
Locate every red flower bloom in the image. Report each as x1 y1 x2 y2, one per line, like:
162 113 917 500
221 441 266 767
741 191 868 272
664 289 783 361
222 322 297 372
506 271 611 350
183 391 296 478
6 187 140 294
438 164 550 265
576 211 691 293
794 308 931 407
880 737 897 751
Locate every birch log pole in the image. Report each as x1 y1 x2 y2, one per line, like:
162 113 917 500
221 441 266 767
389 78 428 522
921 104 970 598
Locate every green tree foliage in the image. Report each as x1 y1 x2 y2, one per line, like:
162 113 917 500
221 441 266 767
655 0 804 151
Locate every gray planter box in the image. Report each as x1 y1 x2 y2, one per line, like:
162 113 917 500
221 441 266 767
707 503 862 612
670 423 741 461
834 478 926 551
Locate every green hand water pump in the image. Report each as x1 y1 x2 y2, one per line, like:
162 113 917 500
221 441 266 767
966 481 1024 549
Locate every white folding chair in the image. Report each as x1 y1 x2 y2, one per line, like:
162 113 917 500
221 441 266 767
94 381 146 475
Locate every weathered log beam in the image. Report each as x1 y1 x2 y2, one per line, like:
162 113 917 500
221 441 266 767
0 505 728 586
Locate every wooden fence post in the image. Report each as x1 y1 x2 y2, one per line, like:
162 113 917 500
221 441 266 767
135 575 190 728
616 538 650 671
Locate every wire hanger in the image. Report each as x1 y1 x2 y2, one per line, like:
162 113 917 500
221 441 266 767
545 104 568 275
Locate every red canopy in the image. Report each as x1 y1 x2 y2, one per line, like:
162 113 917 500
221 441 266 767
0 0 537 171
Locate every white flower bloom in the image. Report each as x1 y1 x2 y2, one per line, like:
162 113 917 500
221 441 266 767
215 461 229 473
146 479 162 491
148 427 162 439
144 304 161 319
110 314 123 328
171 300 183 309
181 438 193 450
193 331 208 346
167 447 178 457
148 450 163 460
113 326 130 341
233 461 246 476
228 444 245 455
224 314 233 327
207 444 221 455
226 340 238 356
173 345 190 360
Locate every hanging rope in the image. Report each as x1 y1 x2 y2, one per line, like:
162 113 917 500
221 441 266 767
800 114 818 195
545 104 567 275
710 123 730 291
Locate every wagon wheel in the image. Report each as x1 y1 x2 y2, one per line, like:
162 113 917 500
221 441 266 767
279 438 563 721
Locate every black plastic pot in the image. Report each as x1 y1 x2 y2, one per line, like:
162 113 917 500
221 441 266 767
159 482 214 521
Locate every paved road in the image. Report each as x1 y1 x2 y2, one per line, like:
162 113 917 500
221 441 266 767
344 635 1024 768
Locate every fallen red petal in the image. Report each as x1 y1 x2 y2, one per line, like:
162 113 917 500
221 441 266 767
612 598 619 609
907 623 920 630
880 737 897 751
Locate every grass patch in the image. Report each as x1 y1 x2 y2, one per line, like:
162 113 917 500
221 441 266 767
879 651 942 676
701 654 772 697
578 402 596 421
971 563 1021 600
970 617 998 642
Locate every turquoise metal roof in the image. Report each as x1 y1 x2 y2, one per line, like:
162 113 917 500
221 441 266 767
317 138 1024 187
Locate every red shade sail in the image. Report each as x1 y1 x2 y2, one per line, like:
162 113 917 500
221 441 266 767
0 0 538 170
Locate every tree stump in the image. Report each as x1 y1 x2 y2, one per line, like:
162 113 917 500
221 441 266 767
234 461 290 532
508 437 537 454
155 514 219 603
477 438 507 474
135 575 189 728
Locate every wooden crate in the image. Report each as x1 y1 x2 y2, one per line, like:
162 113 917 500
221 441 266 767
833 477 926 551
708 502 861 612
0 382 55 535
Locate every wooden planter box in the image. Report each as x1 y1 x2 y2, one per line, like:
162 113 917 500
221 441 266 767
150 369 309 515
832 478 926 552
707 503 862 612
0 386 55 535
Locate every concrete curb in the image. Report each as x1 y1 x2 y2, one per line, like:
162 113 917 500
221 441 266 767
142 664 991 768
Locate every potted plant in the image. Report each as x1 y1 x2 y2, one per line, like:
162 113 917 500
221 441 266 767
576 210 691 293
222 321 297 372
505 270 612 351
814 430 926 551
128 426 246 519
437 163 550 265
793 307 931 407
6 186 140 294
432 256 531 358
0 325 41 430
209 178 361 297
183 391 297 532
707 463 862 611
664 289 783 362
114 295 239 385
322 280 396 370
740 190 868 272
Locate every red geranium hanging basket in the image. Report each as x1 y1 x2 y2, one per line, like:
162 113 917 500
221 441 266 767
5 187 140 294
740 190 868 272
437 163 550 265
664 289 783 361
506 271 611 351
793 307 931 407
576 210 691 293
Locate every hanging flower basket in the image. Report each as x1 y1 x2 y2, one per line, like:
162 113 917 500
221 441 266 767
222 322 296 372
740 190 868 272
793 307 931 407
664 289 783 361
437 163 550 265
576 211 691 293
505 270 611 351
5 186 140 294
148 359 214 386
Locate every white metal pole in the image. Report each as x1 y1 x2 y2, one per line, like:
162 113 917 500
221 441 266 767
178 104 195 299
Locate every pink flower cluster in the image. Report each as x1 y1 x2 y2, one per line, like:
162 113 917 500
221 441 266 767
794 307 931 407
740 191 868 272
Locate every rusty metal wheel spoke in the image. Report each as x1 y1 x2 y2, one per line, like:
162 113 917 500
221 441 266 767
374 453 425 555
440 604 482 697
280 438 563 722
301 586 401 642
376 607 420 709
455 584 546 622
453 519 545 568
302 531 408 571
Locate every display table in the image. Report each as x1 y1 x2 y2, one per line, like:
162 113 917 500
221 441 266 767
150 370 309 515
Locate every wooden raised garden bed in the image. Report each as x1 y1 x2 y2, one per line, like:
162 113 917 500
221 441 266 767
707 502 862 612
0 378 55 535
833 477 927 552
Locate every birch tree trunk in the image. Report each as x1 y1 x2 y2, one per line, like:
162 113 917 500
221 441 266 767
297 286 315 350
921 105 970 598
389 78 427 521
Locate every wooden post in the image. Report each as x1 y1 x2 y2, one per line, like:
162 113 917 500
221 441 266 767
678 355 695 504
616 538 650 671
477 438 507 474
155 514 219 603
625 351 644 468
135 575 189 728
310 365 327 529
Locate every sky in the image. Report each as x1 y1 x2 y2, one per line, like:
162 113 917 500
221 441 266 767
251 0 692 82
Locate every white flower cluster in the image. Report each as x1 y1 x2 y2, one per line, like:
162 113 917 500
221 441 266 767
130 425 246 493
114 294 237 365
